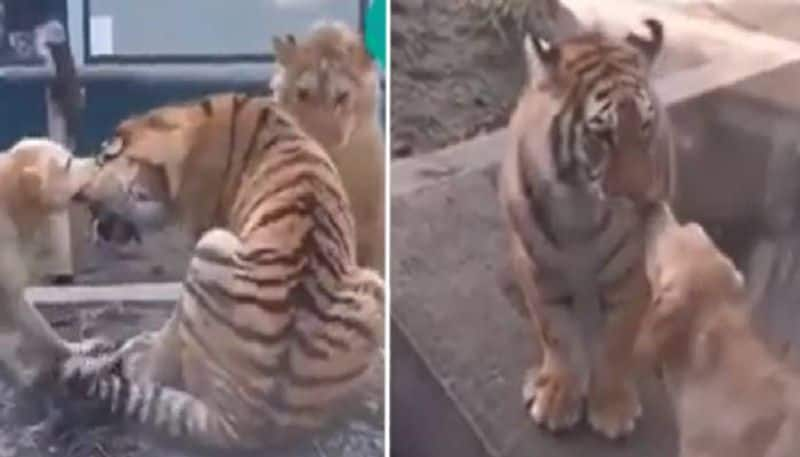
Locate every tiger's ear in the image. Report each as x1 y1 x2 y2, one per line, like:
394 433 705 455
273 34 297 65
626 18 663 68
523 34 560 79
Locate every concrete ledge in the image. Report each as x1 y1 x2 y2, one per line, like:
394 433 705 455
390 6 800 456
25 282 180 305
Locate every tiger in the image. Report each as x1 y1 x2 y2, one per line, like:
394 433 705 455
271 21 385 275
51 92 384 454
497 19 675 439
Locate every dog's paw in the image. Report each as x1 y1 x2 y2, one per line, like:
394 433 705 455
587 381 642 439
523 366 583 432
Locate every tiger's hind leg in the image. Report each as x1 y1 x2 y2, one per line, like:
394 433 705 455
122 227 242 387
59 357 253 453
54 228 256 453
510 239 587 431
587 267 648 439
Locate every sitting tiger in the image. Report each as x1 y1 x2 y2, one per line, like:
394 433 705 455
52 92 384 453
498 19 675 438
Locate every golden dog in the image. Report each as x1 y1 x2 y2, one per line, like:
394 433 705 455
635 203 800 457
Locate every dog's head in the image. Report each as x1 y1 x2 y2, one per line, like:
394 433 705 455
635 208 746 369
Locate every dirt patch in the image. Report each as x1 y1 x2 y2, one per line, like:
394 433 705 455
390 0 709 159
390 0 531 158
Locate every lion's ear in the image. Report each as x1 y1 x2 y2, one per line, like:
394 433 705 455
647 281 691 338
273 34 297 65
349 34 374 73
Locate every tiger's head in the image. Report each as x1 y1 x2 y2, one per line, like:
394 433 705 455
523 19 665 202
271 20 378 152
75 107 201 244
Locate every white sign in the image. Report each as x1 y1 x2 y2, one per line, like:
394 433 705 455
89 15 114 56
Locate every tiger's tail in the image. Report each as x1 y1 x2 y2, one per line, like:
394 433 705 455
59 346 251 454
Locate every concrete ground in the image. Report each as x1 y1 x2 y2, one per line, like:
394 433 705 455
391 1 800 456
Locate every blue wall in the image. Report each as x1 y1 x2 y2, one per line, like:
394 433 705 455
0 77 264 154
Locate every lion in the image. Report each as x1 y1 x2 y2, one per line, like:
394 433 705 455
272 20 385 274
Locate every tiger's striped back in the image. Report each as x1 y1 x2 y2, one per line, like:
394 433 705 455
61 93 384 452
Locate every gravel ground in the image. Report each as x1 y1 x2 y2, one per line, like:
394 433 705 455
390 0 708 159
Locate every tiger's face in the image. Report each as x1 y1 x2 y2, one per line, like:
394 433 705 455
272 22 377 152
77 123 182 243
525 19 664 201
579 84 657 196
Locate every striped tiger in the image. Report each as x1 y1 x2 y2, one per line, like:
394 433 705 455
60 92 384 453
498 19 675 439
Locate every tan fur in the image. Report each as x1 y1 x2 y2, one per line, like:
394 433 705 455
272 21 385 274
0 138 101 389
498 21 674 439
636 203 800 457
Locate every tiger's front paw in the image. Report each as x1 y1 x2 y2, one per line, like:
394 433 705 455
587 380 642 439
522 366 583 432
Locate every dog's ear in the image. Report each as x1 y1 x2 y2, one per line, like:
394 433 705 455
637 280 692 360
692 327 722 370
20 166 44 204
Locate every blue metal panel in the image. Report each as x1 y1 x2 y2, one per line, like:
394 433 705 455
0 81 48 149
80 78 265 153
